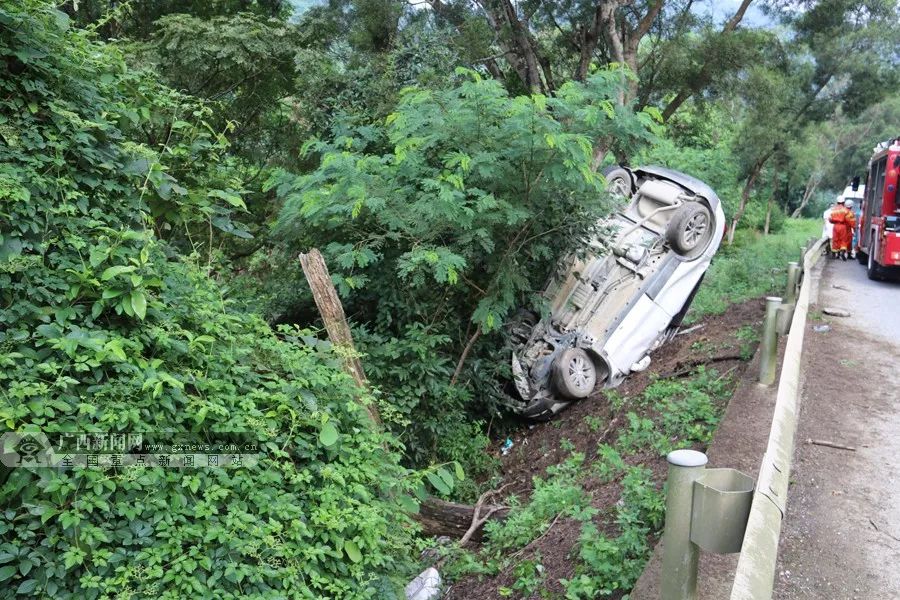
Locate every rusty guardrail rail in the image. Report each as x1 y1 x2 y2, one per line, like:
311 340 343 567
659 237 827 600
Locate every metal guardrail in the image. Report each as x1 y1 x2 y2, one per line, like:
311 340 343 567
729 237 826 599
659 238 827 600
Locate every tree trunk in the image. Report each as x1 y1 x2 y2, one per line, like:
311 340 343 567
417 497 508 540
790 172 820 218
575 6 603 81
299 248 509 540
727 153 771 244
764 166 778 235
299 249 381 426
661 0 755 121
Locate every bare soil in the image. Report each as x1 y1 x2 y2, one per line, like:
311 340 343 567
445 298 765 599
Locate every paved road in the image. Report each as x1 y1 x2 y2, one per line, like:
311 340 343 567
774 258 900 599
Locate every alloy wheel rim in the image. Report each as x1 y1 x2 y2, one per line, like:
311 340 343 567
684 213 709 247
568 355 593 389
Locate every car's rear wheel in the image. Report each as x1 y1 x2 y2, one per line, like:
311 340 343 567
666 202 714 259
553 348 597 399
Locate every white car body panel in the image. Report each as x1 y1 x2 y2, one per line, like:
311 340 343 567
601 202 725 383
506 166 726 419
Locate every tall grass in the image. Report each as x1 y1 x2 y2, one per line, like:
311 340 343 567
687 219 821 321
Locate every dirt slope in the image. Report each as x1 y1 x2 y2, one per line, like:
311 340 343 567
446 298 765 599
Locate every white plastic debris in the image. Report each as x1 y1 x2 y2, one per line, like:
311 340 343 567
630 355 651 372
405 567 442 600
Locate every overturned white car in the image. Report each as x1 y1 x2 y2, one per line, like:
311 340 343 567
506 166 725 420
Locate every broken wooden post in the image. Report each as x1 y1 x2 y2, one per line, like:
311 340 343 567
299 248 381 426
299 248 511 540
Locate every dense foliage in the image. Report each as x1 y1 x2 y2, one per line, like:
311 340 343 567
3 0 899 597
0 4 420 597
271 68 658 463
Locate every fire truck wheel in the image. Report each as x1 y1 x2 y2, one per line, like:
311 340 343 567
867 243 883 280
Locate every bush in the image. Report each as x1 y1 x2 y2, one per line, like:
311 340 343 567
687 219 820 320
0 4 417 597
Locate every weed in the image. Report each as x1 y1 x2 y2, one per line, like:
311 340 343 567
560 437 576 452
484 453 595 552
616 412 663 455
562 467 664 598
582 414 606 433
502 555 547 597
735 324 760 360
594 443 626 483
687 219 821 322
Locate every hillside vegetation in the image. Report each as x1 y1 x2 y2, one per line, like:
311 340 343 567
1 0 898 598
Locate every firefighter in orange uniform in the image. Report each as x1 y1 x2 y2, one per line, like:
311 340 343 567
829 198 857 261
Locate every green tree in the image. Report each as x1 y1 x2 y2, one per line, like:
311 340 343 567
271 68 657 461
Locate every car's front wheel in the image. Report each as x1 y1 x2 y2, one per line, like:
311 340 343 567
602 166 634 200
553 348 597 399
666 202 714 259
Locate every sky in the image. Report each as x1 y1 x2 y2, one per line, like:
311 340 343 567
698 0 775 27
288 0 777 28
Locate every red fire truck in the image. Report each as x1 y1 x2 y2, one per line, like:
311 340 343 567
856 137 900 279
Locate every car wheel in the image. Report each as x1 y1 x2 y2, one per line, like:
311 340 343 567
507 308 538 345
553 348 597 399
602 166 634 200
856 248 867 264
666 203 714 259
867 242 881 280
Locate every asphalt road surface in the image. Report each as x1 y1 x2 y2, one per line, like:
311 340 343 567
774 258 900 599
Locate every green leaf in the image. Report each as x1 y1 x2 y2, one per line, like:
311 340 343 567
0 565 15 581
100 265 135 281
343 540 362 563
453 461 465 481
436 467 455 491
397 495 420 514
16 579 36 594
318 421 339 447
425 471 450 495
130 290 147 320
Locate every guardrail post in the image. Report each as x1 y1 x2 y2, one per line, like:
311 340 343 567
661 449 708 600
758 296 782 385
785 262 801 305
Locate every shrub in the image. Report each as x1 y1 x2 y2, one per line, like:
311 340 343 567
0 4 416 597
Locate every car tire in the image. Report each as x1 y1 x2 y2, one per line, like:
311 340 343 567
602 166 634 199
552 348 597 399
867 242 881 280
507 308 538 345
856 249 867 264
666 202 714 259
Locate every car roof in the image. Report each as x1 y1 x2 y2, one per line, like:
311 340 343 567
633 165 720 210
